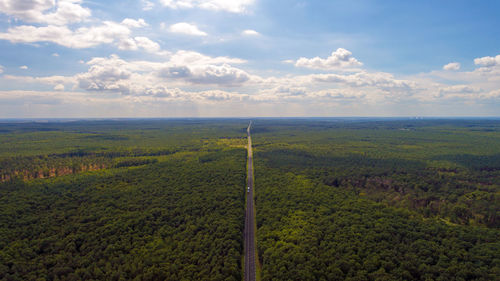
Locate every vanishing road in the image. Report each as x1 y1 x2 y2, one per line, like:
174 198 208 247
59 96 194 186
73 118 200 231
244 122 256 281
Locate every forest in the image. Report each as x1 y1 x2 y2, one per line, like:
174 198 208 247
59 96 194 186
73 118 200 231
252 119 500 280
0 118 499 280
0 120 248 281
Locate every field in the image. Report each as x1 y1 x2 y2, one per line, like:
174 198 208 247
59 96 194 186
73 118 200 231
0 118 499 280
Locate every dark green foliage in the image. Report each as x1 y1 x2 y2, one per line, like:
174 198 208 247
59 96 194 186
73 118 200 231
252 119 500 281
114 158 158 168
255 168 500 281
0 120 249 281
252 119 500 228
1 118 500 281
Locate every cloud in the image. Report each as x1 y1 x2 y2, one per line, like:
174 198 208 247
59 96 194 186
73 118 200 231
52 53 59 57
169 50 247 65
309 71 416 91
54 84 65 91
142 0 155 10
443 62 460 71
76 55 133 93
0 0 91 25
483 89 500 99
134 37 161 53
0 22 125 48
0 2 164 54
3 74 76 86
68 52 252 95
242 29 259 36
117 36 161 53
168 22 207 36
0 20 163 53
59 52 414 99
309 89 366 101
177 64 251 85
19 65 28 70
74 54 251 97
4 47 500 113
159 0 254 13
474 54 500 67
294 48 363 71
121 18 148 28
0 65 3 74
439 85 480 95
196 90 247 101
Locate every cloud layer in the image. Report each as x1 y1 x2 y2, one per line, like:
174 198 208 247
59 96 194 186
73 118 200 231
0 1 498 117
4 49 499 108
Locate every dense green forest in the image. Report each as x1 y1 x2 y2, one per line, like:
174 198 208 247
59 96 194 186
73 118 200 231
252 119 500 280
1 119 499 281
0 120 248 281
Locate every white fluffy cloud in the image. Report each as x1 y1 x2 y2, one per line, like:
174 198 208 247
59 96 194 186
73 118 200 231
19 51 418 102
294 48 363 71
121 18 148 28
3 47 500 113
169 50 247 65
68 51 253 96
443 62 461 71
168 22 207 36
242 29 259 36
76 55 134 93
0 20 163 53
0 0 91 25
288 71 417 93
20 65 28 70
164 64 251 85
0 1 163 54
159 0 254 13
474 54 500 67
118 36 161 53
0 65 4 74
0 22 126 48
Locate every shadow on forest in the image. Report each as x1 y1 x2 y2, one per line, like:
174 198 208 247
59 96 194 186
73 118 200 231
433 153 500 171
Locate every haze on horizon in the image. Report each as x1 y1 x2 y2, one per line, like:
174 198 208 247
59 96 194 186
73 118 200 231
0 0 499 118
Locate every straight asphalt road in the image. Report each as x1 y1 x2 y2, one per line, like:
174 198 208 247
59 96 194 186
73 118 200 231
244 122 256 281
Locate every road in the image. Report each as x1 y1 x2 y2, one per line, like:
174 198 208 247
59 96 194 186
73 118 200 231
244 122 256 281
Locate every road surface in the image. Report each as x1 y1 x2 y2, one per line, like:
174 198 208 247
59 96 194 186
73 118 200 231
244 122 256 281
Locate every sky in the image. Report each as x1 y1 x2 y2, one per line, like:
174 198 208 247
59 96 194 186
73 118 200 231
0 0 499 117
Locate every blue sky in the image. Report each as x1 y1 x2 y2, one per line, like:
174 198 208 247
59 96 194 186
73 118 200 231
0 0 499 117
